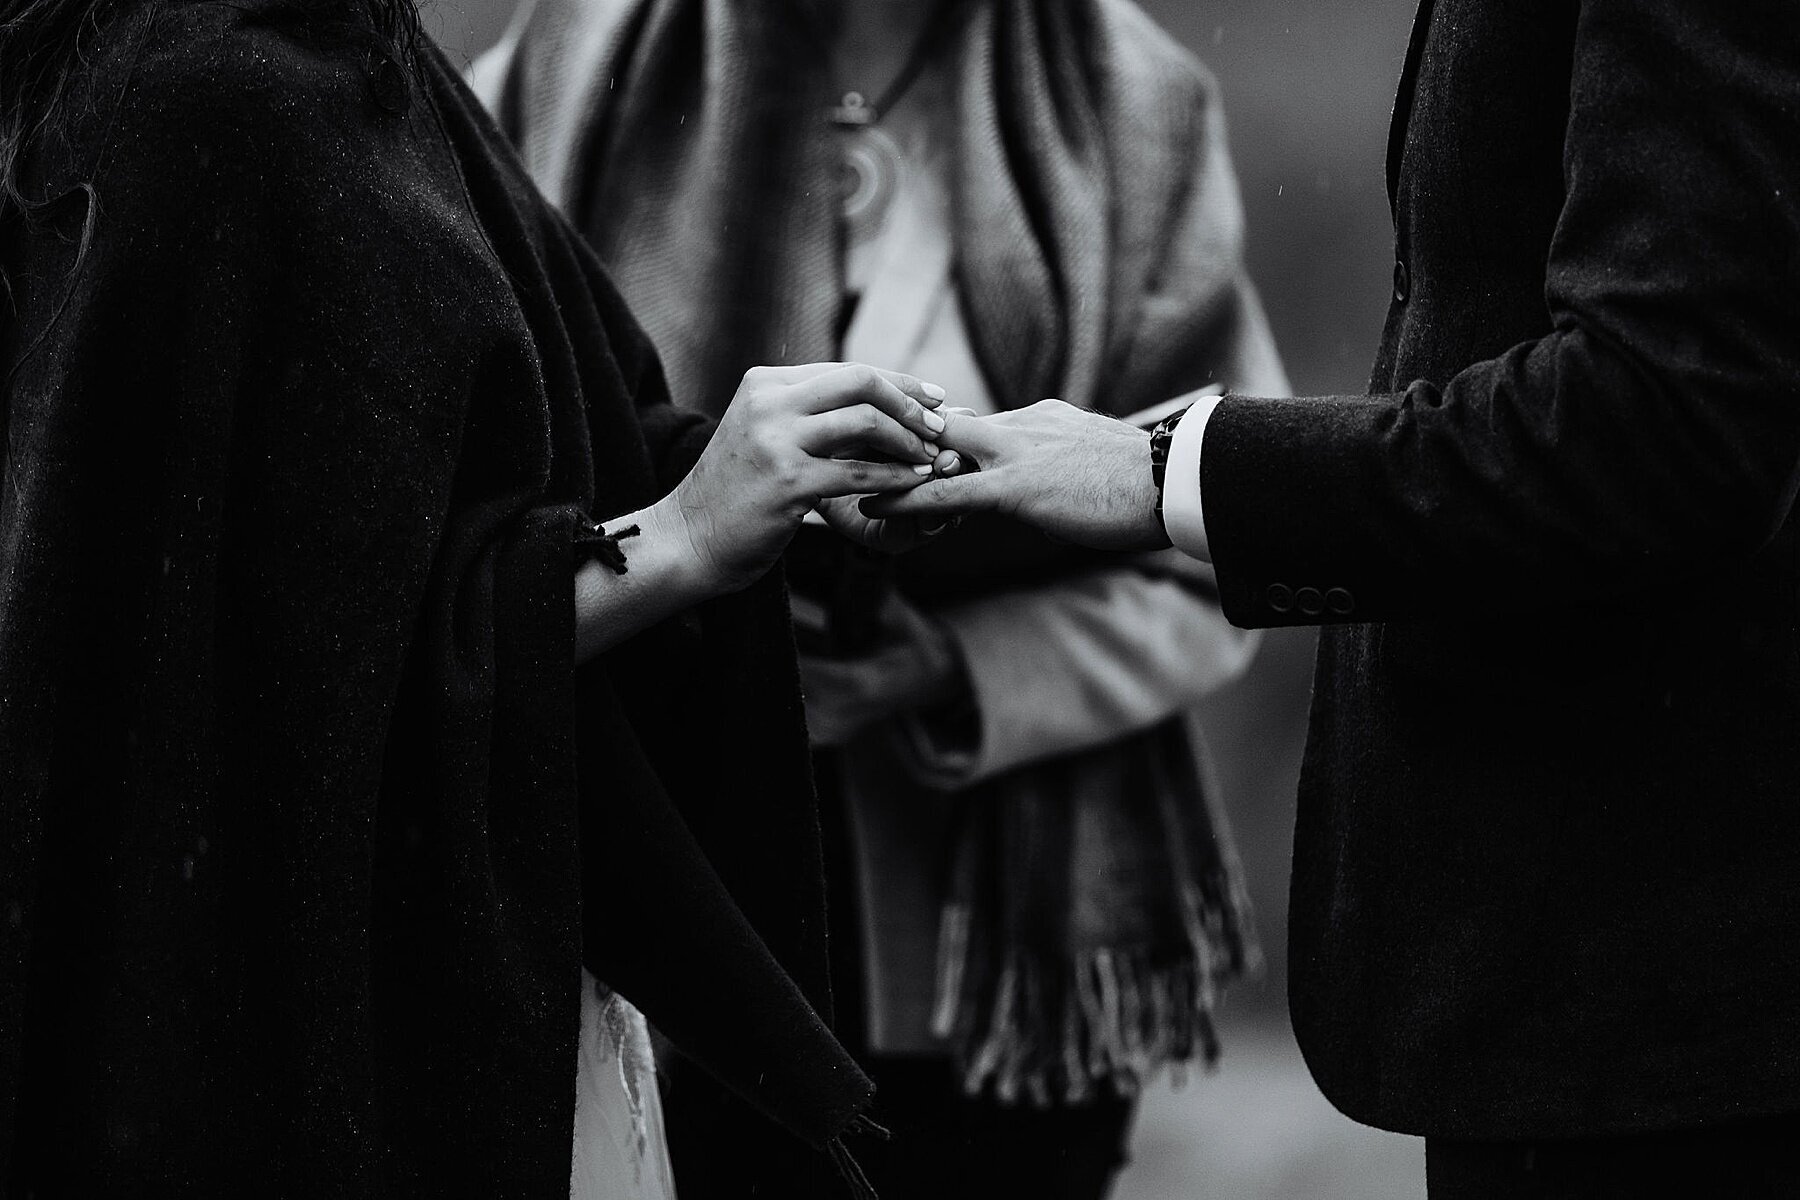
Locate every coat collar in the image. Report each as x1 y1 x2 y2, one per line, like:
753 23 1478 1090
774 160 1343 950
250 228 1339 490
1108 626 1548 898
1386 0 1439 216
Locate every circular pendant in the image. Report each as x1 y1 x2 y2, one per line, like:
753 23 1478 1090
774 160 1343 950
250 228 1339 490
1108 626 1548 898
838 124 903 239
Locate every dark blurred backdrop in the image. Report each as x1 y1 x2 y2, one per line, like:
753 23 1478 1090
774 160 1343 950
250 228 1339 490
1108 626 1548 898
424 2 1426 1194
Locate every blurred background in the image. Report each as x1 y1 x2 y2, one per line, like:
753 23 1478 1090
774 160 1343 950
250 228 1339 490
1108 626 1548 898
425 0 1425 1194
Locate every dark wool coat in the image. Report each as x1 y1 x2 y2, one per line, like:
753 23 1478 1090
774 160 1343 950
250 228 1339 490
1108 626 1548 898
0 2 870 1194
1201 0 1800 1138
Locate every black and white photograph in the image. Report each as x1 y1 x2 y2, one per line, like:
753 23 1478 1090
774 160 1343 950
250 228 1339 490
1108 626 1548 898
2 0 1796 1196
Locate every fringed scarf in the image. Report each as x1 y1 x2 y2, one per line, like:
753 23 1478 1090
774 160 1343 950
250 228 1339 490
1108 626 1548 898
479 0 1283 1105
925 715 1259 1103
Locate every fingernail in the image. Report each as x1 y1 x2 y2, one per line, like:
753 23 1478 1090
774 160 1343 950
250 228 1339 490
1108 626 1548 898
939 453 960 473
923 442 940 457
922 409 946 433
921 382 947 403
913 463 934 476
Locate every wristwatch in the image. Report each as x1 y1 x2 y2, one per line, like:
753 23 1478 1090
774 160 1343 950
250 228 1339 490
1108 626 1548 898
1149 406 1189 536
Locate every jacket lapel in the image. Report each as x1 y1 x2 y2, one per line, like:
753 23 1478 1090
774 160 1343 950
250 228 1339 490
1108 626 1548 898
1385 0 1439 215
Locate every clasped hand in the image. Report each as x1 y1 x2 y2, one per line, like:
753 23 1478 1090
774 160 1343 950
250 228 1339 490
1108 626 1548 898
664 375 1167 608
666 363 957 595
860 399 1171 552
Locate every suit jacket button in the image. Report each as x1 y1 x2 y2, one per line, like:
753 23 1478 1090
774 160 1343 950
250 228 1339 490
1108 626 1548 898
1393 258 1411 303
1296 586 1326 616
1266 583 1295 613
1326 587 1356 615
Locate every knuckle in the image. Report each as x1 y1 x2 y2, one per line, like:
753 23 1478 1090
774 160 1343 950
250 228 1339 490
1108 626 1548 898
750 428 787 462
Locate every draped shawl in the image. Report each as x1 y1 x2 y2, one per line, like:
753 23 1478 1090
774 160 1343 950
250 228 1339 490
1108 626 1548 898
0 4 870 1194
482 0 1287 420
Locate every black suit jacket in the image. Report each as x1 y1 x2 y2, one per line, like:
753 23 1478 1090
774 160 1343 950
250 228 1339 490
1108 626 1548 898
1202 0 1800 1138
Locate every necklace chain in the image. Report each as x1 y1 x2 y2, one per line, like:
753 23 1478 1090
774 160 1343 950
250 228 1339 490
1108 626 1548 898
828 0 966 127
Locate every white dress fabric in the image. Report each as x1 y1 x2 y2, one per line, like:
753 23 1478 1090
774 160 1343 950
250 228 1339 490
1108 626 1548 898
570 970 679 1200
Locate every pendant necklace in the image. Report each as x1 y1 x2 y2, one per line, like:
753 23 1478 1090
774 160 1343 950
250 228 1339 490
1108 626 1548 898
830 0 966 236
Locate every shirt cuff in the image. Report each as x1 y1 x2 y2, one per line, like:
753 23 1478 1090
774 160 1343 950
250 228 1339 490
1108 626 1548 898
1162 394 1221 562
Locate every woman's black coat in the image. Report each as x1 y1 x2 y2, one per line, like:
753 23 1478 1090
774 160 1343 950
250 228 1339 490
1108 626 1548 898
0 3 870 1193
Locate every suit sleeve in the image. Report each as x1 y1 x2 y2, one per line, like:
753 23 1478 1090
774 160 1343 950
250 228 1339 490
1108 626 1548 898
1200 0 1800 627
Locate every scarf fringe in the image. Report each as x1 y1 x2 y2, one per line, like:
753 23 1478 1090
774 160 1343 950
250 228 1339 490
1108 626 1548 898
824 1113 890 1200
933 871 1259 1107
825 1137 879 1200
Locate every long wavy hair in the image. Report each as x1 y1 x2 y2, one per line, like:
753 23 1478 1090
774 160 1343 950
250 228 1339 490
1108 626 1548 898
0 0 420 223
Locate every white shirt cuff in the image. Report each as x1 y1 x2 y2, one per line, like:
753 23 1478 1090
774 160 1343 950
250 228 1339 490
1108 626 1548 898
1162 394 1221 562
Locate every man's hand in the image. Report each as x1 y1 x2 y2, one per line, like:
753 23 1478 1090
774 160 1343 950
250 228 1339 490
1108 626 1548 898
860 400 1170 551
799 595 966 747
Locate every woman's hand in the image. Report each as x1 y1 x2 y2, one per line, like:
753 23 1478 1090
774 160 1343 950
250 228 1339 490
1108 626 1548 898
800 595 966 747
859 400 1171 551
664 363 948 594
